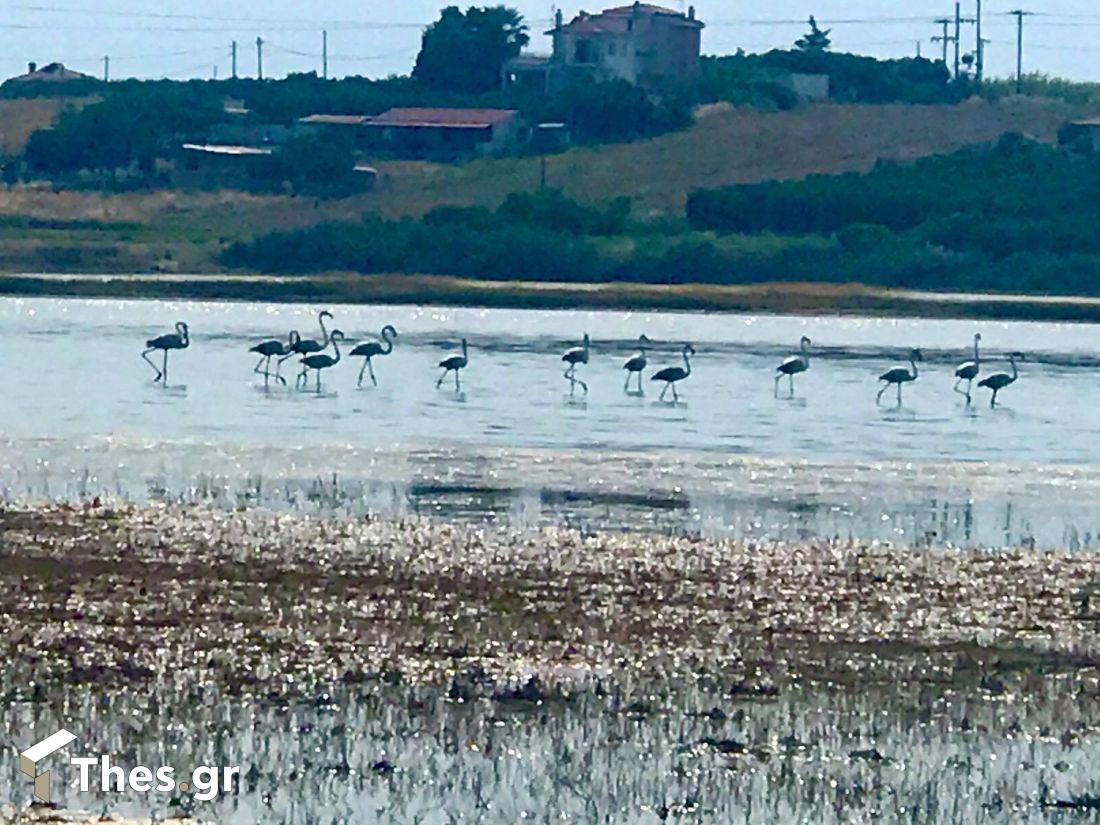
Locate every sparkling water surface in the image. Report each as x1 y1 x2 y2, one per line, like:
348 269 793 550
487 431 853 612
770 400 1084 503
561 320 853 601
2 297 1098 547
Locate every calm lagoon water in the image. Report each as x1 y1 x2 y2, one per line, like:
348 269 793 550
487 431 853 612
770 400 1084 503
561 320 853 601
2 296 1100 547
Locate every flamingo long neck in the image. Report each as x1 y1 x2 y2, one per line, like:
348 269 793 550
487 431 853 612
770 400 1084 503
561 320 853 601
381 328 395 355
683 350 692 376
318 314 330 346
909 356 919 378
974 336 981 364
330 336 342 363
461 340 468 360
177 324 189 346
1009 354 1017 380
801 340 810 366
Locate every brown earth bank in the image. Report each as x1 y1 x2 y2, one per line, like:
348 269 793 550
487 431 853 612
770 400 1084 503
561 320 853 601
3 504 1100 701
4 274 1100 323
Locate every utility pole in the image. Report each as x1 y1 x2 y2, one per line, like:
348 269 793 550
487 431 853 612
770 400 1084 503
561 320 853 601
102 55 109 82
951 3 975 80
1009 10 1031 94
975 0 983 84
231 41 238 79
256 36 264 80
916 41 922 58
932 17 950 65
954 3 962 79
322 30 328 79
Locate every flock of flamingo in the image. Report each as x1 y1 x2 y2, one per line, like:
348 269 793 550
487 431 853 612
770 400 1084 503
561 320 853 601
140 313 1023 407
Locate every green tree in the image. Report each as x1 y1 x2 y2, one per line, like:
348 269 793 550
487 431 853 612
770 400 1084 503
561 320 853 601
795 16 831 52
413 6 529 93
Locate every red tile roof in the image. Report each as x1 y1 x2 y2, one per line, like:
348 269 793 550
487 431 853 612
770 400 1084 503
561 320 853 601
366 108 518 129
557 4 703 34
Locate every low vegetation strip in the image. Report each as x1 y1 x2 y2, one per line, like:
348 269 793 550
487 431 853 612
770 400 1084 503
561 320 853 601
3 504 1099 699
220 136 1100 298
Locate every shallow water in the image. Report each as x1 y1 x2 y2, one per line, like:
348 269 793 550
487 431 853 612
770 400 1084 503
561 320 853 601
2 297 1099 547
3 679 1099 824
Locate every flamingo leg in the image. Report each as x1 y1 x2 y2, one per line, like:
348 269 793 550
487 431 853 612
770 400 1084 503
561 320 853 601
990 388 998 408
774 374 781 398
437 369 448 389
624 371 631 392
316 370 322 393
789 373 795 397
564 365 576 395
358 359 368 388
454 369 461 391
953 377 973 404
577 372 588 395
369 359 377 387
672 382 679 402
141 348 162 381
273 355 287 387
896 383 902 407
162 350 169 384
254 355 271 385
637 371 644 393
876 382 888 405
659 382 669 401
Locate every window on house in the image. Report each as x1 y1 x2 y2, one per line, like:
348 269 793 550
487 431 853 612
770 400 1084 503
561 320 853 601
575 39 594 63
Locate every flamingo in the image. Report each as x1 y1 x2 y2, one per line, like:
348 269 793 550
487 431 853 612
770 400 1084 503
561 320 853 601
300 330 345 392
954 333 982 404
652 344 695 402
250 331 298 386
274 310 332 387
877 348 923 406
978 352 1023 408
436 338 469 391
775 336 812 397
562 333 590 396
142 321 189 383
623 335 651 392
350 325 398 387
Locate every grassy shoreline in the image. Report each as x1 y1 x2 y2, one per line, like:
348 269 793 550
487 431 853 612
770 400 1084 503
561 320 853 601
3 272 1100 321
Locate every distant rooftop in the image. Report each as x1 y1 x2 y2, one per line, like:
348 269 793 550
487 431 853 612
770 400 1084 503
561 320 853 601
365 108 519 130
181 143 272 157
299 114 370 126
552 3 703 35
8 61 95 83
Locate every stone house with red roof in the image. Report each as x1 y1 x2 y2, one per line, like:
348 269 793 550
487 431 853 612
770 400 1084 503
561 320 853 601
504 3 704 92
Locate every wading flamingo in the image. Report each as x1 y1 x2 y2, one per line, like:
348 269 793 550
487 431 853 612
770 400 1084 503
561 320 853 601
652 344 695 402
775 336 812 397
437 338 469 391
250 332 297 386
877 348 923 406
623 335 651 393
142 322 189 383
300 330 345 392
275 310 332 387
954 333 982 404
562 334 591 396
978 352 1023 408
350 325 398 387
